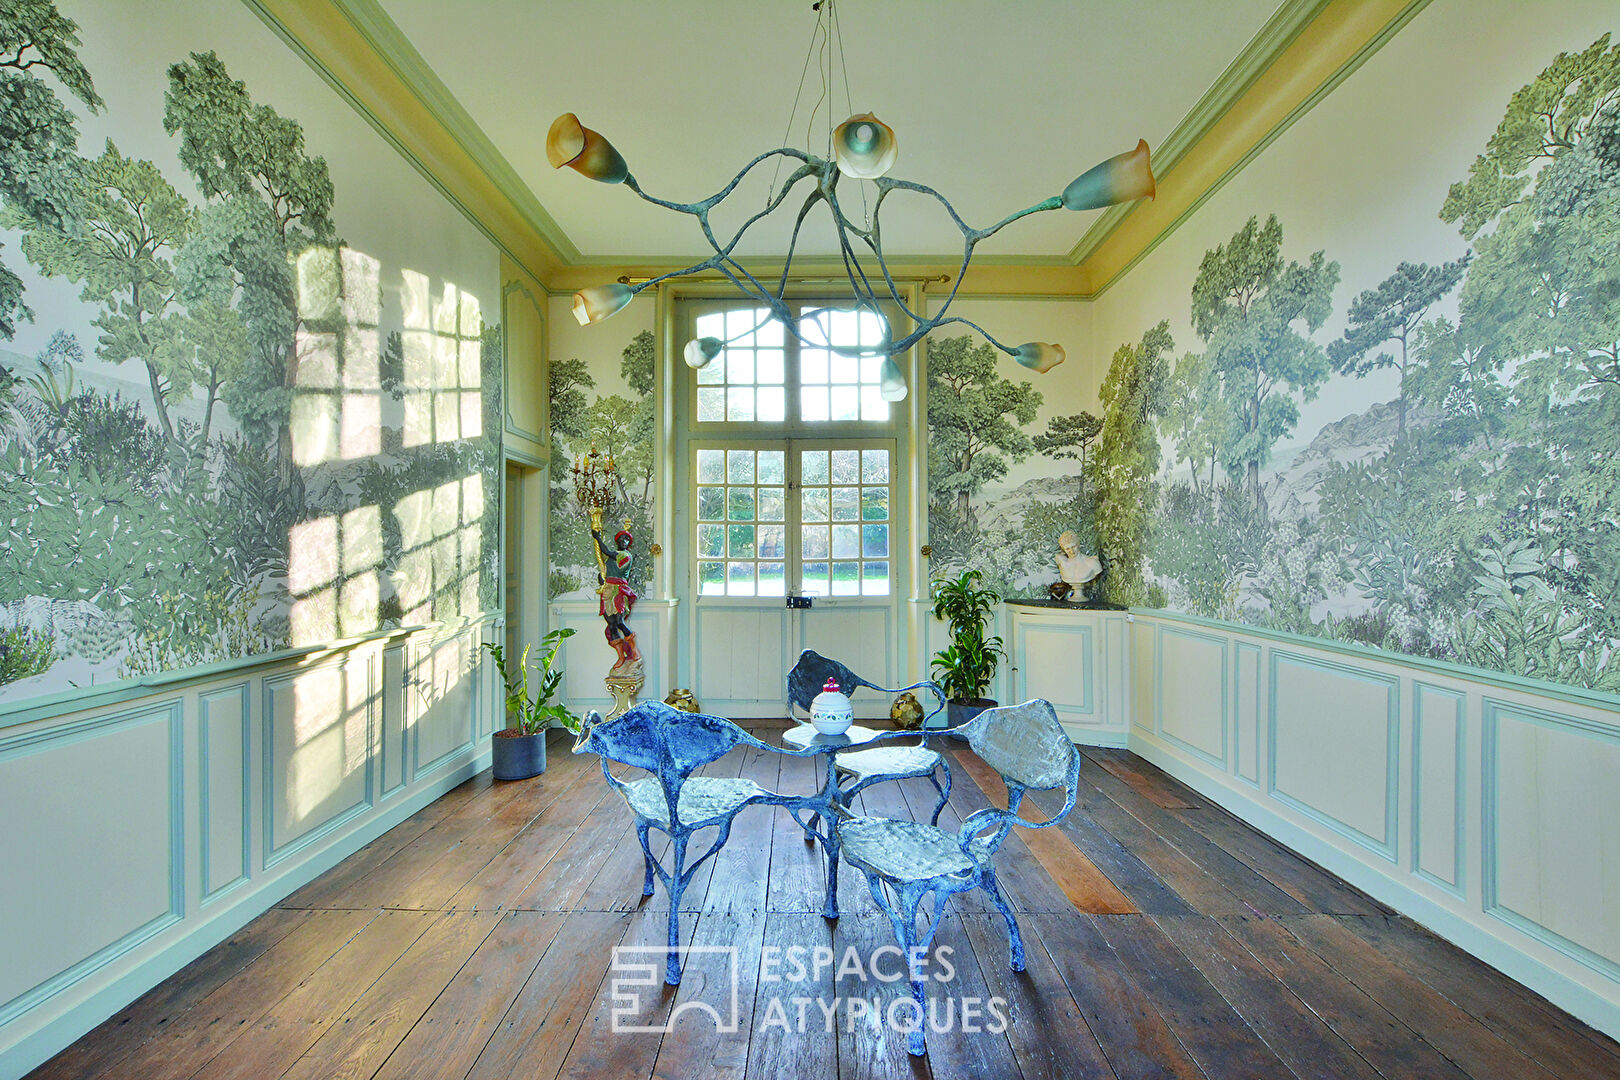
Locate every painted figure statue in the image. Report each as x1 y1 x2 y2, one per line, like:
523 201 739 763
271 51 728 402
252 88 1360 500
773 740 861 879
592 524 641 676
1054 530 1104 601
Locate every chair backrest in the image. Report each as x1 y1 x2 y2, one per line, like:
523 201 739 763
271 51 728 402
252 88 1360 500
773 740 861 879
953 701 1081 858
786 650 872 712
960 699 1076 792
574 701 749 778
785 649 947 723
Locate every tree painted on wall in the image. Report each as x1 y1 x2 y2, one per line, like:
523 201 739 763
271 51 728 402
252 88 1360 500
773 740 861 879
925 334 1040 539
545 332 657 599
0 0 102 340
1031 411 1101 469
1087 321 1172 605
1327 255 1470 441
1190 214 1339 511
0 5 503 698
1157 349 1228 500
164 50 335 502
11 143 194 443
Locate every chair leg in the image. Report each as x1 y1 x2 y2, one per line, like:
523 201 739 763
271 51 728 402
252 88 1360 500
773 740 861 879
865 877 933 1057
637 823 656 897
979 867 1026 971
805 810 820 844
665 832 689 985
929 762 952 826
822 829 841 919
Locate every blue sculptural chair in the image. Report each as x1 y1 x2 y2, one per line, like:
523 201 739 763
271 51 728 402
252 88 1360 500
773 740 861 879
785 649 952 825
574 701 788 985
834 698 1081 1056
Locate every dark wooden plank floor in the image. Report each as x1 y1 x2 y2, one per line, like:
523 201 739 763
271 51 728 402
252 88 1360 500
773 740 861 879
32 725 1620 1080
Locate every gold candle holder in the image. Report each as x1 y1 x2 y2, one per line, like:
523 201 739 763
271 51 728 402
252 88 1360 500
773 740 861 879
570 442 618 576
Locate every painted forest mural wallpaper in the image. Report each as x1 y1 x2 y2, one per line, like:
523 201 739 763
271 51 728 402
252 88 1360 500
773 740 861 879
0 1 501 703
547 326 656 601
932 27 1619 695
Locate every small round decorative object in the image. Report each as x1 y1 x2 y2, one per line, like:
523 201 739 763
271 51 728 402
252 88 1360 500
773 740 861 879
890 691 924 731
810 677 854 736
663 688 700 713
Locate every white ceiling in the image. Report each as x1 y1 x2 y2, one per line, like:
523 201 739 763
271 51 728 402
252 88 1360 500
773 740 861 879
378 0 1283 261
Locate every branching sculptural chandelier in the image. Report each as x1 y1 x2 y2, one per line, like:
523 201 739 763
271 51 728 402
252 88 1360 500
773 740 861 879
548 0 1156 401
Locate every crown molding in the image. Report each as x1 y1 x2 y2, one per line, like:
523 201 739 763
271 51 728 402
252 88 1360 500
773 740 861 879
1067 0 1333 266
1075 0 1434 298
241 0 573 285
246 0 1429 300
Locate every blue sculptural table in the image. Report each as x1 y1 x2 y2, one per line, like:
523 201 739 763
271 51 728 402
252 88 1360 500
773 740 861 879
779 722 883 918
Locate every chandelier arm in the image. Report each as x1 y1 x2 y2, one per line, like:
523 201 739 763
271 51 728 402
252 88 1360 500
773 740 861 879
889 237 979 354
709 163 823 263
717 254 801 330
969 196 1066 242
772 189 830 299
849 185 928 328
872 176 978 240
918 314 1022 356
623 149 819 217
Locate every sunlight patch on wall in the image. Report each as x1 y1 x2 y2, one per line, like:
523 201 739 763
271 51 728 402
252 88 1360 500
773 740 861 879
402 271 482 448
292 247 385 466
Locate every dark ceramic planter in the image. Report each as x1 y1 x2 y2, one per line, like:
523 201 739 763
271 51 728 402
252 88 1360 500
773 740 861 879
945 698 996 735
491 729 546 780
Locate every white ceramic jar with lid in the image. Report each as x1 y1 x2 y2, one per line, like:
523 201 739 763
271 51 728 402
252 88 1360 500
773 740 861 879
809 677 854 735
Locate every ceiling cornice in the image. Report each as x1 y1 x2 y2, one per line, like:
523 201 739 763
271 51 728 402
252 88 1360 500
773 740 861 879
1076 0 1434 297
240 0 574 285
243 0 1430 299
1066 0 1334 267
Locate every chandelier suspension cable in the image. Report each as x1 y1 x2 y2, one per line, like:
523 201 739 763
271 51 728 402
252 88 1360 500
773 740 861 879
547 1 1161 389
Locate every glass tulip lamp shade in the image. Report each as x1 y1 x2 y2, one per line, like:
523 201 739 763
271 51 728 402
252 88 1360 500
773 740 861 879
684 337 723 369
1013 342 1065 374
547 113 629 184
1061 139 1155 211
833 113 898 180
572 283 634 326
878 356 908 401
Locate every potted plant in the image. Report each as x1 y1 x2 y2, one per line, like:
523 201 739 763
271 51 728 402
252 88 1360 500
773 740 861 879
482 628 583 781
930 570 1008 728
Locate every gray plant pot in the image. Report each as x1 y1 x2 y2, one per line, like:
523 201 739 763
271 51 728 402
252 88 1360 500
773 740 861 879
945 698 996 736
491 729 546 780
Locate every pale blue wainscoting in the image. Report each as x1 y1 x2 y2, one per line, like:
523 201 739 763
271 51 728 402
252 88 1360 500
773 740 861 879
0 615 502 1080
1101 608 1620 1044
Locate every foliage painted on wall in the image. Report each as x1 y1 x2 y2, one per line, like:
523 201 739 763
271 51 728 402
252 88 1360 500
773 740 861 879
547 329 656 600
1087 322 1173 606
0 2 501 699
1122 31 1619 693
925 334 1095 596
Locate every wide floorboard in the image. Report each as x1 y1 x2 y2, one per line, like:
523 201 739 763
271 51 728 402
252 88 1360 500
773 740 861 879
32 723 1620 1080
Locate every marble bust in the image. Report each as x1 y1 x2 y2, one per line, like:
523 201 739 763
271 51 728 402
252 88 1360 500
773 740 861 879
1054 531 1103 596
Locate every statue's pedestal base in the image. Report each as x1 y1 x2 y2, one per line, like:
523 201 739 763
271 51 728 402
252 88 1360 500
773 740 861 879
605 674 643 720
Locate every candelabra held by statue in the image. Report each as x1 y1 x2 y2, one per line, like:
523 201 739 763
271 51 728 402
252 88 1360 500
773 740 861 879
571 443 645 718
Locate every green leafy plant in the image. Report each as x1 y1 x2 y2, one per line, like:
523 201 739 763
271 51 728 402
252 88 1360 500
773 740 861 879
483 628 583 735
929 570 1006 703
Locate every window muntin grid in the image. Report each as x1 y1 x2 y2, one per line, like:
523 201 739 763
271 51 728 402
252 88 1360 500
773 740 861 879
691 304 890 425
799 309 890 423
695 447 788 596
799 447 890 597
694 309 786 423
